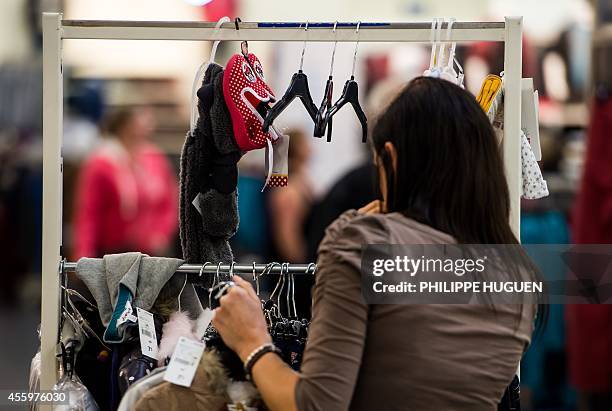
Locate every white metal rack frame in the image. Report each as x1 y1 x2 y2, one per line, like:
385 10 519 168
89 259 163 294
41 13 523 393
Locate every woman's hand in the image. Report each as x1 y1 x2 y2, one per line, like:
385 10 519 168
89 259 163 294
212 276 272 362
358 199 383 214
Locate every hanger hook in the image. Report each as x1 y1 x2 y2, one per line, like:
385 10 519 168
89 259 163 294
280 263 288 318
208 262 221 308
299 21 309 72
435 18 443 69
438 19 448 67
428 19 437 71
234 17 248 56
288 264 297 318
269 262 283 304
209 16 230 64
177 274 188 312
446 18 457 70
329 21 339 77
252 262 261 296
282 263 290 317
438 18 455 71
190 17 230 134
199 261 211 278
351 21 361 78
216 262 222 285
306 262 316 275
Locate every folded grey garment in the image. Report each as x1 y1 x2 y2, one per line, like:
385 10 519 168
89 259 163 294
75 256 113 324
76 253 203 328
194 189 239 239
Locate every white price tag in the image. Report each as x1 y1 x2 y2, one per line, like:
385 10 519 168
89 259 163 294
117 300 137 326
532 90 542 160
521 78 542 161
136 307 158 360
164 337 205 387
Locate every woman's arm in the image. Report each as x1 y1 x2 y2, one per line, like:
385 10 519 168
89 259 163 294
214 209 379 411
214 260 369 411
249 352 299 411
293 258 368 410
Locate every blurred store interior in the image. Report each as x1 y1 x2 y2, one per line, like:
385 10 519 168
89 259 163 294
1 0 611 410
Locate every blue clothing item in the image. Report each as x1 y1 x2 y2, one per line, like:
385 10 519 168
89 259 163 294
233 175 269 257
104 285 134 343
521 210 570 245
520 210 575 410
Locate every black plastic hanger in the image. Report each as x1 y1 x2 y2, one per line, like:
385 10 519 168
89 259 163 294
320 22 368 143
263 22 317 132
313 22 339 141
324 76 367 143
314 77 334 141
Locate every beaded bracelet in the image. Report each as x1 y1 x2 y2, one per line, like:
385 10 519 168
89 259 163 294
244 343 282 382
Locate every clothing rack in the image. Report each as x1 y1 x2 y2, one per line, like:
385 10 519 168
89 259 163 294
41 13 524 398
61 261 317 275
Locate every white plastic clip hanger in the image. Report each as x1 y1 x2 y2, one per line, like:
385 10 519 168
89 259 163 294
437 19 450 72
444 18 465 87
190 16 230 133
424 18 443 78
440 18 461 85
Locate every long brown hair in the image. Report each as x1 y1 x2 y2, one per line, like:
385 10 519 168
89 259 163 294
372 76 516 244
372 77 546 333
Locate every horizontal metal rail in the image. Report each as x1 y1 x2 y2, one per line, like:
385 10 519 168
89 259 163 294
62 261 316 275
61 20 506 42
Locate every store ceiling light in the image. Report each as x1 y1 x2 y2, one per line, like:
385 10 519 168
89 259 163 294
183 0 213 6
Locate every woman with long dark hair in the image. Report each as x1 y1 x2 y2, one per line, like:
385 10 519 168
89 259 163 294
212 77 538 410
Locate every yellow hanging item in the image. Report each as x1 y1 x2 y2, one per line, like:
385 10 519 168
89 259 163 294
476 74 503 113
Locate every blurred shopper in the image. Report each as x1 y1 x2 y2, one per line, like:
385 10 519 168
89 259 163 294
567 94 612 411
212 78 540 411
267 129 313 263
304 163 376 261
73 107 178 258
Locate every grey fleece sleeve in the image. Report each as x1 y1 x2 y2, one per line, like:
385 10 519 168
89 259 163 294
295 211 387 411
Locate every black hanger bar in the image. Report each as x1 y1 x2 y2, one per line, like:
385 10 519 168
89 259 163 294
61 261 316 275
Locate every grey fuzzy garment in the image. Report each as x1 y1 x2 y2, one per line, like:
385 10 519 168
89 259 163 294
76 253 203 342
179 63 241 288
